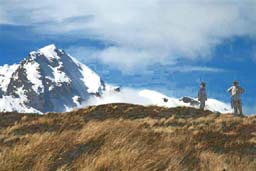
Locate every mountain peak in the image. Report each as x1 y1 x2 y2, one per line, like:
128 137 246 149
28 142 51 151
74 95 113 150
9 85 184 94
39 44 57 51
29 44 62 61
39 44 60 60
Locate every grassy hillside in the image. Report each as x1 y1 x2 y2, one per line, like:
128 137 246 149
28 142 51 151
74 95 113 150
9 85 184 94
0 103 255 171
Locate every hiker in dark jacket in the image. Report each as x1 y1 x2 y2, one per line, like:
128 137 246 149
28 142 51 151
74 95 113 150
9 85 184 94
198 82 207 110
228 81 245 115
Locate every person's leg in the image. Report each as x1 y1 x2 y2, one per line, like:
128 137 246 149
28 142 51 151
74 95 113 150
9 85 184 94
234 107 238 115
200 101 205 110
238 100 243 115
233 101 238 115
202 101 205 110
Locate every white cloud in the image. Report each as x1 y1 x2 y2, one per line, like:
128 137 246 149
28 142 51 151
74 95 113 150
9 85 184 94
67 46 226 73
1 0 256 70
0 4 11 24
170 66 226 73
70 46 174 71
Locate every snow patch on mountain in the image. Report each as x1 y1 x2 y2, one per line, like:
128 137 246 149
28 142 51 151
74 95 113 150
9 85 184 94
73 96 81 106
84 87 149 106
70 56 103 94
139 90 185 107
23 61 44 94
48 64 71 86
0 64 18 92
39 44 60 60
0 95 41 113
205 99 232 113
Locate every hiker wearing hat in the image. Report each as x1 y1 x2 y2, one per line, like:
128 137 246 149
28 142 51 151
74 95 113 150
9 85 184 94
228 81 245 115
198 82 207 110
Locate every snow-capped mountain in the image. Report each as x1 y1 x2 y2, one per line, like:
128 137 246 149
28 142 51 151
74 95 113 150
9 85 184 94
0 44 105 113
0 44 232 114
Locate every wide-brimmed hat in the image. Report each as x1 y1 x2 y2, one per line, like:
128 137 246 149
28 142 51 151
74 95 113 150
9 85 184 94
233 80 239 85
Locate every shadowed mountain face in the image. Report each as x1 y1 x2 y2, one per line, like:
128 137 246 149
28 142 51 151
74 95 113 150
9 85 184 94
0 104 255 171
0 45 105 113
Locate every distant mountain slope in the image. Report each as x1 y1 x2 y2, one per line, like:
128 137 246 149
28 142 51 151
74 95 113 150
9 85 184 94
0 104 255 171
0 44 231 114
0 44 105 113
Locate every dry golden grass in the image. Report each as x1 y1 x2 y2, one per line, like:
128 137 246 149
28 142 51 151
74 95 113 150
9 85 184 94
0 103 255 171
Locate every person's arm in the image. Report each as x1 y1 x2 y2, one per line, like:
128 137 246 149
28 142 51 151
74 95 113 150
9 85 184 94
239 87 245 94
227 87 232 94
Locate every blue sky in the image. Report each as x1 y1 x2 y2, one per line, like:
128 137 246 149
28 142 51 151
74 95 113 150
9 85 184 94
0 0 256 114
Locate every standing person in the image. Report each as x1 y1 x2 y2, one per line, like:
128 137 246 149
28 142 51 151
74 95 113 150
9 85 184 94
198 82 207 110
227 81 245 115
